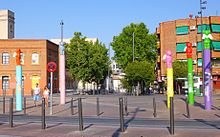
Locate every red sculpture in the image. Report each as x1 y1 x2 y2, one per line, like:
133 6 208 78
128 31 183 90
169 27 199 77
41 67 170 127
186 43 192 58
16 49 21 65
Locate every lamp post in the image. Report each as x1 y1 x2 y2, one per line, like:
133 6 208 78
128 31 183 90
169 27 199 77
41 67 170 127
59 20 66 104
198 0 207 102
132 32 135 95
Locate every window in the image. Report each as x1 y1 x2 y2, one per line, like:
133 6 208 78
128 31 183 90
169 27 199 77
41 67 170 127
211 24 220 33
212 41 220 51
2 76 9 90
176 43 187 53
32 53 39 64
2 52 10 64
212 58 220 68
176 26 189 35
197 42 202 52
198 58 202 67
197 24 210 34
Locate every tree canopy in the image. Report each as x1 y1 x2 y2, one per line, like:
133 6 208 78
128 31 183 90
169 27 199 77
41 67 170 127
111 22 158 69
173 60 188 80
66 32 109 85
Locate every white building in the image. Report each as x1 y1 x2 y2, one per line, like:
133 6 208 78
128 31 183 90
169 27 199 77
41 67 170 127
110 60 126 93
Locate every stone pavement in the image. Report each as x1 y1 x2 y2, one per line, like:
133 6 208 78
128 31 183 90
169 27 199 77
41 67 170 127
0 94 220 137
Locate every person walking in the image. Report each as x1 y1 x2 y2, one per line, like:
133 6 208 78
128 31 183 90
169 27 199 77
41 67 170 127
43 85 50 107
33 83 40 107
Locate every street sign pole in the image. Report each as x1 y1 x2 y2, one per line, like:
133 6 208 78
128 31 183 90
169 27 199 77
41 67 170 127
50 72 53 115
47 61 57 115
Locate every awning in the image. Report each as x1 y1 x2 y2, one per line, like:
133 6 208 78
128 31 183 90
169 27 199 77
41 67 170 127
176 26 189 35
212 41 220 51
211 24 220 33
176 43 186 53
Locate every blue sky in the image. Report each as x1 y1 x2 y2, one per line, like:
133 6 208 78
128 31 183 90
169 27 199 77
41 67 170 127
0 0 219 49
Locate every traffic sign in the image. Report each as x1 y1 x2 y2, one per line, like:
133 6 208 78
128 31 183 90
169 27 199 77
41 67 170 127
47 62 57 72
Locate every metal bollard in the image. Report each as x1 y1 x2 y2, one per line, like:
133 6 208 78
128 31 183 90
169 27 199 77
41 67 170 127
78 98 83 131
96 97 100 116
119 97 125 132
23 97 26 115
3 95 5 114
170 97 174 135
153 97 157 117
42 98 46 129
71 97 74 115
9 98 13 128
186 98 190 118
124 96 128 116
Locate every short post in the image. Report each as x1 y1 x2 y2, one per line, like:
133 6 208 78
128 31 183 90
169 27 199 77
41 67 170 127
170 97 174 135
153 97 157 117
9 98 13 128
119 97 125 132
124 96 128 116
96 97 100 116
3 90 5 114
186 98 190 118
71 97 74 115
42 98 46 129
78 98 83 131
23 96 26 115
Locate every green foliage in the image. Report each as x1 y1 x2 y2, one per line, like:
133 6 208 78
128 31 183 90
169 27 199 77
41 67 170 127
124 60 155 87
66 32 109 85
111 22 158 69
173 60 188 80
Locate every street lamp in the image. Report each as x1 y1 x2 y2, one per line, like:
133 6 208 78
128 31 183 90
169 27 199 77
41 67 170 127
198 0 207 95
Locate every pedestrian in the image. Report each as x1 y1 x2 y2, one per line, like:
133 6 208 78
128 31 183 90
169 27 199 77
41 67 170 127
33 83 40 107
43 85 50 107
149 86 152 95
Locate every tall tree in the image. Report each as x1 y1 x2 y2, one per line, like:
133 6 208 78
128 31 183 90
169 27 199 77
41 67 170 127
124 60 155 93
66 32 109 86
173 60 188 79
173 60 188 94
111 22 158 69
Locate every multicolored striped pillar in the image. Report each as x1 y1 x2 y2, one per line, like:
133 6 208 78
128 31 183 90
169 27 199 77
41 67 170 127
16 49 22 111
166 50 174 108
203 30 212 110
186 43 194 104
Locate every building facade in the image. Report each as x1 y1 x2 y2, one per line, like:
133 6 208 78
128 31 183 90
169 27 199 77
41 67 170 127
0 39 59 95
156 16 220 92
0 10 15 39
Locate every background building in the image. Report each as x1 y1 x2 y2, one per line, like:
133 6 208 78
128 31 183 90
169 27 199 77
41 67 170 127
0 10 15 39
0 39 59 95
156 16 220 93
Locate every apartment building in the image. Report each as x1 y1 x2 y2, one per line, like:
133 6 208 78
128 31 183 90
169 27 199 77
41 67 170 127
0 39 59 95
156 16 220 92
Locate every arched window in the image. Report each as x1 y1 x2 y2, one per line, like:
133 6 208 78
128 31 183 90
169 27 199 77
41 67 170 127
2 52 10 64
32 53 39 64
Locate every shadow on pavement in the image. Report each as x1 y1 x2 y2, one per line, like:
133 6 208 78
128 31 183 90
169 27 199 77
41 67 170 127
111 107 140 137
46 123 63 129
195 119 220 130
84 124 94 130
14 122 34 128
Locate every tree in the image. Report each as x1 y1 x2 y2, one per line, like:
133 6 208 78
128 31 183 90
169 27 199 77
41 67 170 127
173 60 188 79
66 32 109 87
111 22 158 69
110 23 158 94
173 60 188 94
124 61 155 94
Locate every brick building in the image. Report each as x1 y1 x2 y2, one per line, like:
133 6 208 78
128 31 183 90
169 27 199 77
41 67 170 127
156 16 220 92
0 39 59 95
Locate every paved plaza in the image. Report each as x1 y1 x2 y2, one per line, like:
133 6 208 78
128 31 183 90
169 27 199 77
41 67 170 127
0 94 220 137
